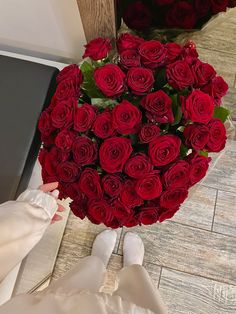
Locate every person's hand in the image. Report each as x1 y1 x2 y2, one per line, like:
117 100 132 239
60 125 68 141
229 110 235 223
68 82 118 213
39 182 65 224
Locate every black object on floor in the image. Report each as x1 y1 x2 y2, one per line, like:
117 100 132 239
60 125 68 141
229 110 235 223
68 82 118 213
0 55 58 203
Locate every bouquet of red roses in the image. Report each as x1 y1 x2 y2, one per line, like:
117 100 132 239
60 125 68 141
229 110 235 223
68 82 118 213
117 0 236 40
38 33 229 228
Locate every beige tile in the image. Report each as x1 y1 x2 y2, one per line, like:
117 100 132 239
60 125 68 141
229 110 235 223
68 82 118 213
222 87 236 121
172 185 217 230
159 268 236 314
201 140 236 192
119 221 236 285
213 191 236 237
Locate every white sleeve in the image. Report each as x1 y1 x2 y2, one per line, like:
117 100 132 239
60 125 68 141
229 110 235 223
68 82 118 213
0 189 58 282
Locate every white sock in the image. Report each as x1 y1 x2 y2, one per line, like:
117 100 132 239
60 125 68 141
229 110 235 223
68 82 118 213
91 230 117 267
123 232 144 267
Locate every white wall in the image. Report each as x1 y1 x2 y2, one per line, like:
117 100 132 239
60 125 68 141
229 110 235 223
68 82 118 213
0 0 86 63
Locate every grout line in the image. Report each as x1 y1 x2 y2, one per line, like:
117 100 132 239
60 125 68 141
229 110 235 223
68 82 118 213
200 184 235 194
157 266 163 288
168 219 236 239
149 264 236 288
211 190 219 232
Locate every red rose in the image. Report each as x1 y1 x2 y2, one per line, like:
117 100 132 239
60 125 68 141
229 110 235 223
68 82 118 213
193 60 216 88
72 137 97 166
112 100 142 134
166 1 197 29
39 147 69 183
160 187 188 209
60 181 81 199
183 124 209 150
182 41 199 59
38 111 54 136
141 90 174 124
195 0 211 18
83 37 112 61
163 160 190 189
120 49 141 69
79 168 103 199
117 33 144 53
167 60 194 90
94 64 126 97
136 172 163 200
51 98 76 128
139 124 160 143
228 0 236 7
55 78 80 101
57 64 83 84
70 194 87 219
165 43 182 64
102 174 123 197
125 153 153 179
186 152 212 185
149 135 181 166
74 103 96 132
120 179 143 208
111 200 132 224
201 76 228 106
123 1 152 31
210 0 228 14
182 90 214 124
155 0 175 5
138 207 159 225
206 118 226 152
138 40 167 69
157 206 180 223
99 137 133 173
88 199 111 225
55 130 76 151
127 67 154 95
57 161 79 183
93 111 115 139
123 214 140 228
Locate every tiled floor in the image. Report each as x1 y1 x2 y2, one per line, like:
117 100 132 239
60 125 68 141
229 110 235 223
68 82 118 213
52 12 236 314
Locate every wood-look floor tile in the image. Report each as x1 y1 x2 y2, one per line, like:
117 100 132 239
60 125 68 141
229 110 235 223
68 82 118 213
119 221 236 285
159 268 236 314
222 87 236 121
213 190 236 237
172 185 217 230
201 140 236 192
196 48 236 87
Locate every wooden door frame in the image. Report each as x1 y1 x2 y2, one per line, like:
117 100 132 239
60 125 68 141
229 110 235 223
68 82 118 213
76 0 117 42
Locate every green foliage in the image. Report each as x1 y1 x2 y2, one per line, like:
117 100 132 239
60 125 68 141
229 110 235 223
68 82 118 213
80 61 104 98
213 106 230 123
199 150 209 157
91 98 118 109
171 94 182 126
180 144 189 158
154 68 167 90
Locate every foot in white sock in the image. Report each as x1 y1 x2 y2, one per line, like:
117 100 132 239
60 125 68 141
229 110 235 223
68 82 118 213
123 232 144 267
91 230 117 267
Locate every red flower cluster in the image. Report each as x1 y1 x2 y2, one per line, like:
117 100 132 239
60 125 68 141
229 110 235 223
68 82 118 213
118 0 235 31
38 34 228 228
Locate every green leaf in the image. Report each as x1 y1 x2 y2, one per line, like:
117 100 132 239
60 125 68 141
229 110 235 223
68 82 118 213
199 150 209 157
171 94 182 126
213 106 230 123
80 61 104 98
180 144 189 158
154 68 167 90
91 98 118 109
